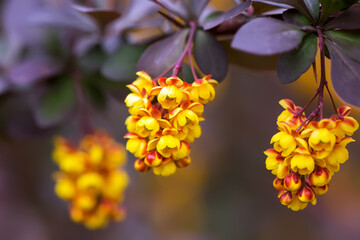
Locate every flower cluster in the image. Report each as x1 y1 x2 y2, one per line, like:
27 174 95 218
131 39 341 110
124 71 217 176
265 99 359 211
53 131 128 229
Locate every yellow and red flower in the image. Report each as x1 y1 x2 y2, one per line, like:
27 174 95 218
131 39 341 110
265 99 358 211
124 72 218 176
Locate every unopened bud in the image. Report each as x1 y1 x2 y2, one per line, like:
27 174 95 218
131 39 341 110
279 191 292 205
134 159 150 172
144 151 162 167
273 177 284 191
175 156 191 168
298 186 315 203
309 166 331 186
284 173 302 191
312 184 329 195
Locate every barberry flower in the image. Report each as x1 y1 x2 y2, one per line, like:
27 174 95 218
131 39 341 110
265 99 358 211
124 72 218 176
53 131 128 229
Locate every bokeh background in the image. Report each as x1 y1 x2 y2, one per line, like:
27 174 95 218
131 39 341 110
0 0 360 240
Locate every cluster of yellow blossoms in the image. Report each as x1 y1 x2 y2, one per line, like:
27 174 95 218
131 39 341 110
124 71 217 176
53 131 129 229
265 99 359 211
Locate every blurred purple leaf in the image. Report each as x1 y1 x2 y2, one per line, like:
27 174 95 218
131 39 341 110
257 0 316 23
72 4 121 31
324 4 360 30
28 7 98 33
277 33 317 83
231 17 305 55
203 0 251 30
136 29 189 78
326 40 360 107
324 30 360 62
9 59 62 85
34 77 76 127
193 30 228 81
156 0 209 20
252 0 293 8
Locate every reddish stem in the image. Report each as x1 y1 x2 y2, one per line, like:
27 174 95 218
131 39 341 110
172 21 197 76
187 48 198 80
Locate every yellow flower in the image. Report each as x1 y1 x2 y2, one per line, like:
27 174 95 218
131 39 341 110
172 141 191 160
136 116 160 137
188 75 218 104
156 128 180 158
277 99 305 130
264 148 289 179
153 158 177 176
124 133 148 159
270 131 297 157
132 71 156 94
168 107 199 131
150 76 186 109
290 148 315 175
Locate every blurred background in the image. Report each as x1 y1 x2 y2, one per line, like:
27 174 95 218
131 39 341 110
0 0 360 240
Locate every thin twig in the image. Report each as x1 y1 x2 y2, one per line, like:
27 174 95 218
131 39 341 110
173 21 197 76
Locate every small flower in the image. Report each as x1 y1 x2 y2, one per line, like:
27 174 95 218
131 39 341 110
270 131 297 157
290 148 315 175
151 77 187 110
188 75 218 104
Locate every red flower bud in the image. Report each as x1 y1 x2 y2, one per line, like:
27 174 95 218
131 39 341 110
298 186 315 203
309 166 331 186
312 184 329 195
134 159 150 172
273 177 284 191
279 191 292 206
175 156 191 168
284 173 302 191
144 151 162 167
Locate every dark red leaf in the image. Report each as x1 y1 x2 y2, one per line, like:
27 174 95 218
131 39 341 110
231 17 305 55
136 29 189 78
193 30 228 81
326 40 360 107
203 0 251 30
324 4 360 30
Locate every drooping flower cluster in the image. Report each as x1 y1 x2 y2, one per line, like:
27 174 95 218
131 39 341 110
124 71 217 176
53 131 128 229
265 99 358 211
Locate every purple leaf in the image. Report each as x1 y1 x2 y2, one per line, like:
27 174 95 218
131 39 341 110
326 40 360 107
324 4 360 30
72 4 121 31
28 7 98 33
193 30 228 81
9 59 62 85
203 0 251 30
136 29 189 78
231 17 305 55
258 0 317 23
